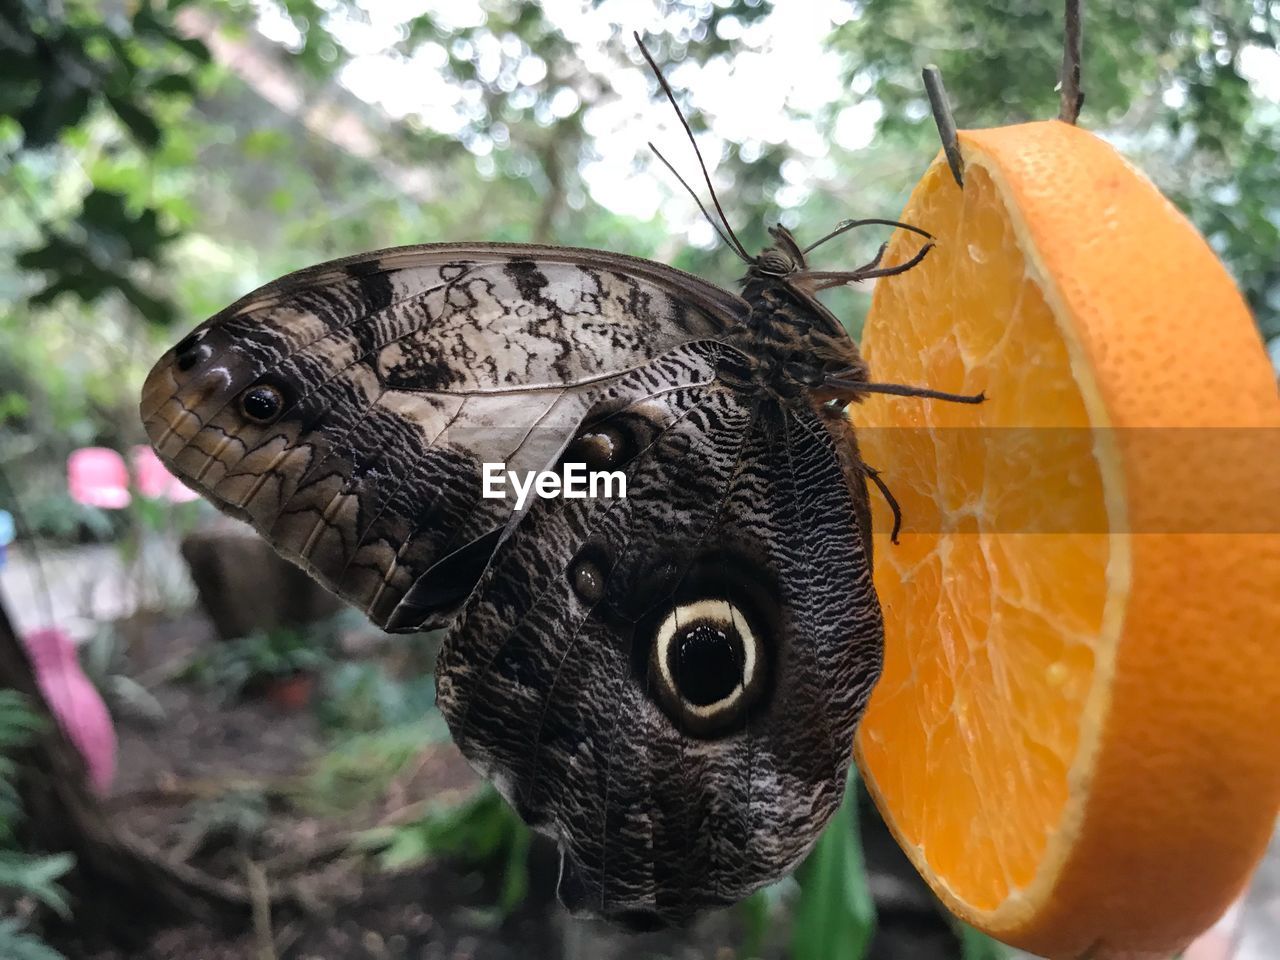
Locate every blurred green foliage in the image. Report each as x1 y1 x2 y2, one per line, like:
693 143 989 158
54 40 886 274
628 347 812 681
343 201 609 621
80 622 166 725
1 0 209 324
0 690 72 960
838 0 1280 340
182 622 333 701
792 773 877 960
0 690 45 848
786 773 1008 960
299 718 447 816
359 784 531 917
317 660 437 734
175 785 269 858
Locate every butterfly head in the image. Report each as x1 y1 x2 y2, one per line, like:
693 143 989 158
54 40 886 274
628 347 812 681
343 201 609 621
746 224 808 281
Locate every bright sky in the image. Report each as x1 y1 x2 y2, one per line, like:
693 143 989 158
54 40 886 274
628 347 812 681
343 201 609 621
254 0 879 244
253 0 1280 292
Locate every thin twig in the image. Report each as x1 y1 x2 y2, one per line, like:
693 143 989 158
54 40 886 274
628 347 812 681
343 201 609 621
922 65 964 188
1059 0 1084 123
109 773 304 806
263 834 358 876
245 857 277 960
375 787 475 828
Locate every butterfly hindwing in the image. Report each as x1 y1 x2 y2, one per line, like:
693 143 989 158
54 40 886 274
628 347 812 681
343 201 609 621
436 349 883 925
141 244 745 628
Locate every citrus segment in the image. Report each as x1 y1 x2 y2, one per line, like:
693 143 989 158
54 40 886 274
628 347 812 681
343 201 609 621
853 120 1280 959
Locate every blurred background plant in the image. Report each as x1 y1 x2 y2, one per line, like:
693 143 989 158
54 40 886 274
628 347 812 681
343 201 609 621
1 0 1277 957
182 622 333 703
0 691 72 960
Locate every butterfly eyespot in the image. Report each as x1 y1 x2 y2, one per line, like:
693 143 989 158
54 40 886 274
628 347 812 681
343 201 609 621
173 329 205 354
173 330 210 371
569 553 607 604
564 424 627 471
649 598 766 737
238 384 284 423
175 344 211 372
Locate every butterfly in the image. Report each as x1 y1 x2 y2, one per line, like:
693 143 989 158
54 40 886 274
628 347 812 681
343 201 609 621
139 35 981 927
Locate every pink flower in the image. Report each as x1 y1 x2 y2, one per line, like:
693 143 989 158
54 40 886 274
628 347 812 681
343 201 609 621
20 627 117 795
129 445 198 503
66 446 198 508
67 447 131 509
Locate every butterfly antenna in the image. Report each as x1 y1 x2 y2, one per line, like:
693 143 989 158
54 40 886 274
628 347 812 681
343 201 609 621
647 142 739 255
634 32 753 264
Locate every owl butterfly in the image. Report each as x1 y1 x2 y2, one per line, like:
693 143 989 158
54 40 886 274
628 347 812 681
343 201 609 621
141 35 981 927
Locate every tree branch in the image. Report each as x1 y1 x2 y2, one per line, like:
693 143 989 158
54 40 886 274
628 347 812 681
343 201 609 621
1059 0 1085 124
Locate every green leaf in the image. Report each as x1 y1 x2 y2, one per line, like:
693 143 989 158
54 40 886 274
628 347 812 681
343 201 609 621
0 691 44 747
359 784 529 914
0 919 69 960
30 275 110 308
0 390 30 422
498 827 530 914
958 921 1010 960
117 277 178 326
105 676 166 725
791 773 876 960
151 72 196 96
737 882 796 958
269 188 296 214
79 189 133 230
15 236 84 273
300 721 439 816
739 890 770 957
0 851 76 918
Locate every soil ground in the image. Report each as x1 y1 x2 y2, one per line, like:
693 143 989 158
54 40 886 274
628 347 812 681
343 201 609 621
30 611 959 960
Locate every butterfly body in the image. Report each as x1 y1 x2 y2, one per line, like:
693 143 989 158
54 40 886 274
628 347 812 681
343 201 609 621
733 243 871 399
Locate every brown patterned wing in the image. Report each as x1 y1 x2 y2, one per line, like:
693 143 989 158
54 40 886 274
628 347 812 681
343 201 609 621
436 351 884 926
140 243 747 629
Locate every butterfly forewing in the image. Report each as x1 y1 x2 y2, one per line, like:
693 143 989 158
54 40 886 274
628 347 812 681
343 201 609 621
141 244 746 628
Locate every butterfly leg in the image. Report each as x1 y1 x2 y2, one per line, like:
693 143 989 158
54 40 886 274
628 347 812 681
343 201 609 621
862 463 903 544
793 239 936 291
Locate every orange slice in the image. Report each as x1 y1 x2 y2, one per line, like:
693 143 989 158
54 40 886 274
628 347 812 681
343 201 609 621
854 120 1280 959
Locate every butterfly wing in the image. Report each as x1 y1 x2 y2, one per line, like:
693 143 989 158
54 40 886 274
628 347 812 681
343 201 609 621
142 242 885 924
141 243 746 629
438 349 883 925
